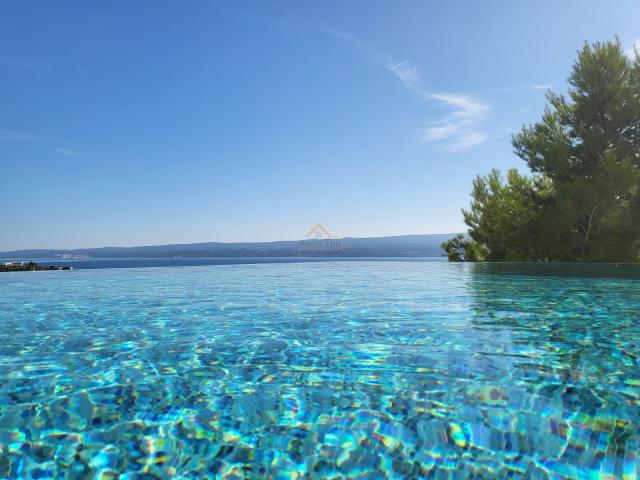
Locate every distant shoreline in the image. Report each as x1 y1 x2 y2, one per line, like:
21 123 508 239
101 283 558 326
0 233 458 260
0 256 447 270
1 261 73 272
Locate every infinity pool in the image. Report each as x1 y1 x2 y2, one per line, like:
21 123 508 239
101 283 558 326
1 262 639 478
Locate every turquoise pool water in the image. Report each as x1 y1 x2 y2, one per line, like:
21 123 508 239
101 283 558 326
1 262 639 479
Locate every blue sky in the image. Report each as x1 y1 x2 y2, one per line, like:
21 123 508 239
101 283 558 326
1 1 639 250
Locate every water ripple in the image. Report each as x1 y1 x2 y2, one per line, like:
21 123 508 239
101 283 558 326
0 262 639 478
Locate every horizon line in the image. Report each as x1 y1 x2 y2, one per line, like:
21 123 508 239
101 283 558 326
0 232 462 253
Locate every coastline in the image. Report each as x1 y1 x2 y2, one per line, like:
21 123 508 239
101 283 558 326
0 256 447 271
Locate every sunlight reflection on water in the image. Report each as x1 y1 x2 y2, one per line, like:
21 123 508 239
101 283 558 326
0 262 639 478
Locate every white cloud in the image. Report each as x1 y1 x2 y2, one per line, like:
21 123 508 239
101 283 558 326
385 61 489 150
0 129 52 143
319 28 490 151
430 94 489 120
316 27 356 44
421 94 489 151
0 128 86 158
385 60 425 96
441 132 487 152
0 59 44 70
50 147 85 158
531 84 551 90
482 83 551 94
422 123 460 142
625 38 640 59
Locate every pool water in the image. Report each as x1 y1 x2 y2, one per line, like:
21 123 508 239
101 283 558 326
1 262 639 478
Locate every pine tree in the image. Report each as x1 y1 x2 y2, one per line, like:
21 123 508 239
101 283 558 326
444 40 640 262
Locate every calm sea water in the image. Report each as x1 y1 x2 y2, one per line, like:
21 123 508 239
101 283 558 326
1 262 639 478
0 257 446 270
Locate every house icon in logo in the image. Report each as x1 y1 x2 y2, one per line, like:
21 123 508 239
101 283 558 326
298 224 343 255
304 224 337 240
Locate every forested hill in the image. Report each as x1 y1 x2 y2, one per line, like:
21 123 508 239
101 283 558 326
1 234 457 259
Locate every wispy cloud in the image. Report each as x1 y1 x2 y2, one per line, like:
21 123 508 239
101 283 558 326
481 83 551 94
319 28 490 152
316 26 356 44
384 60 489 151
319 27 552 151
385 61 425 96
316 26 388 65
531 84 551 90
0 59 45 70
421 94 489 150
441 132 487 152
0 128 87 159
625 38 640 59
49 147 86 158
0 129 53 143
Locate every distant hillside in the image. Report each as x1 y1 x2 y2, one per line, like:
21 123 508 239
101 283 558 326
0 234 458 259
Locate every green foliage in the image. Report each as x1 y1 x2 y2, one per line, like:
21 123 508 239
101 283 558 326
441 234 487 262
461 168 553 261
454 40 640 262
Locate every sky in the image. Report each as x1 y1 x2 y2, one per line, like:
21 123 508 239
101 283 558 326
1 1 639 250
